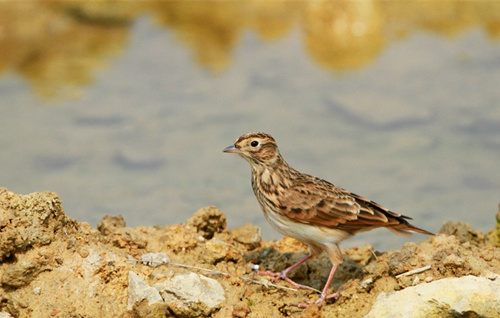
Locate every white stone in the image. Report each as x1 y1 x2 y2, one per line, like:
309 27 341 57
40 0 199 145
364 276 500 318
127 271 163 311
154 272 225 317
140 253 170 267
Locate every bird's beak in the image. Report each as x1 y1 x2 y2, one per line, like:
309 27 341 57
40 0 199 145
223 144 240 153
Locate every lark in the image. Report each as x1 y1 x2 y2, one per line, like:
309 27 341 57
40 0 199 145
223 132 432 307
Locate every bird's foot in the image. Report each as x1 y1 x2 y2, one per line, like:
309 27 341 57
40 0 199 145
295 291 341 308
257 270 317 291
294 284 349 308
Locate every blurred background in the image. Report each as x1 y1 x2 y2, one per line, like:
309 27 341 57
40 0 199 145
1 1 499 250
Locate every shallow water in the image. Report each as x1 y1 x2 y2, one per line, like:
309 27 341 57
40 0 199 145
1 2 499 250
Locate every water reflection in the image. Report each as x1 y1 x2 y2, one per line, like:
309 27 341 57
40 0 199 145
1 1 499 98
1 1 499 251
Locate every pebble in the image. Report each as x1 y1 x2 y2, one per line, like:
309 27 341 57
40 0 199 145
127 271 163 311
154 271 226 317
140 253 170 267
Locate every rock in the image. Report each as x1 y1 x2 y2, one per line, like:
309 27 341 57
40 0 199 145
128 302 169 318
0 312 14 318
98 214 126 235
2 187 500 318
231 223 262 250
1 262 45 289
154 272 226 317
203 239 238 264
358 277 374 292
343 244 377 265
140 253 170 268
430 235 492 278
110 227 148 254
165 224 199 253
0 188 78 262
127 271 163 311
186 206 227 239
485 204 500 247
232 301 250 317
386 242 420 275
364 276 500 318
439 221 484 246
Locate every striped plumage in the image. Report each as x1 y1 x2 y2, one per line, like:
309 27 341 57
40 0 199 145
223 132 432 307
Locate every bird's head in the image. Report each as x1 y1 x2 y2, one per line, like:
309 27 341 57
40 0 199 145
223 132 281 169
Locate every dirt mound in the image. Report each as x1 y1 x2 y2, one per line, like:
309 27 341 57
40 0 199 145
0 188 499 317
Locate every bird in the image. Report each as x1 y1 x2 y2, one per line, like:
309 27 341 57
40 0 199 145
223 132 433 307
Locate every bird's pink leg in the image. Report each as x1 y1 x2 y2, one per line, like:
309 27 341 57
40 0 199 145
298 263 341 308
258 254 317 290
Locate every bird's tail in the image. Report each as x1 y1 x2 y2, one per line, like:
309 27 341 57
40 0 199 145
388 223 434 236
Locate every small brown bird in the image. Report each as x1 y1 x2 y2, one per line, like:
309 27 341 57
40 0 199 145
223 132 432 307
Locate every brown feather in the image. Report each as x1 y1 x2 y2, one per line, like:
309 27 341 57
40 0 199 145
224 132 433 307
224 132 433 261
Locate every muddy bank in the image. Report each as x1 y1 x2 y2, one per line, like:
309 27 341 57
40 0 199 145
0 188 499 317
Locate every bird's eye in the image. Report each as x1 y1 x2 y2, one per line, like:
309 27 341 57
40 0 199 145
251 140 259 147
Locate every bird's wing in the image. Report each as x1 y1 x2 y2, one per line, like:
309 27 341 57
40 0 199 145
278 174 412 232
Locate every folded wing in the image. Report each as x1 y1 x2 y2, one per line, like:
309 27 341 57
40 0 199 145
278 174 432 236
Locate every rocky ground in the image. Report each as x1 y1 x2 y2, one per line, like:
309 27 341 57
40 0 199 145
0 187 499 318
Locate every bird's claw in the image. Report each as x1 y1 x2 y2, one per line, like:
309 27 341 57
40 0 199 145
257 270 283 282
257 270 318 291
294 290 342 308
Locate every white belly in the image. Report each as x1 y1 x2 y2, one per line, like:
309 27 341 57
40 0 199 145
262 208 352 246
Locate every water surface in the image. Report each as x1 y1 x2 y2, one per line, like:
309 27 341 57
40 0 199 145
1 1 499 250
